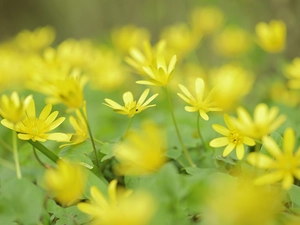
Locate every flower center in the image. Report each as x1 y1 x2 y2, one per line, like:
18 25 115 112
229 130 242 144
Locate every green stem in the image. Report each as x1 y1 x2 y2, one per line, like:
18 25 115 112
165 86 196 167
81 107 100 168
120 117 133 142
197 113 208 152
90 137 104 145
12 130 22 179
33 146 47 168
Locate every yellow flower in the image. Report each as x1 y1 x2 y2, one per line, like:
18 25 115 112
103 88 158 118
255 20 286 53
213 26 252 57
285 57 300 89
136 54 177 86
44 159 87 206
209 64 254 112
1 98 67 142
60 102 88 148
0 92 32 124
202 177 282 225
111 25 150 55
177 78 222 121
160 23 201 58
78 180 155 225
236 103 286 140
125 40 166 75
114 121 167 175
15 26 55 52
190 6 224 35
247 128 300 189
210 114 256 160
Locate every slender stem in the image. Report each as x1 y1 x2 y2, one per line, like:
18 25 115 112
120 117 133 142
81 107 100 168
197 113 208 152
90 137 104 145
28 140 58 163
32 146 47 168
165 86 196 167
12 130 22 179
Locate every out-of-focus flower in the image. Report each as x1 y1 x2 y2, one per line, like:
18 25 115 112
269 80 300 107
213 26 252 57
190 6 224 35
111 25 150 55
44 159 87 206
285 57 300 89
125 40 166 75
78 180 156 225
160 23 201 58
15 26 55 52
103 89 158 118
0 92 32 124
114 121 167 175
60 102 88 148
209 64 254 112
137 54 177 86
202 177 282 225
177 78 222 121
88 48 130 91
255 20 286 53
1 98 67 142
247 128 300 189
236 103 286 140
210 114 256 160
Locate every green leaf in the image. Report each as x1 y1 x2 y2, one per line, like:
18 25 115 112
84 170 108 199
0 178 45 225
288 185 300 206
166 147 182 159
100 142 117 162
59 141 94 169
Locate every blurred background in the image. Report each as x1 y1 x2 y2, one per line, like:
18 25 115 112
0 0 300 58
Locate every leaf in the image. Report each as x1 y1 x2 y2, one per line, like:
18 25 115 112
288 185 300 206
0 178 45 225
100 142 117 162
83 170 108 199
184 167 218 176
59 141 94 169
166 147 182 159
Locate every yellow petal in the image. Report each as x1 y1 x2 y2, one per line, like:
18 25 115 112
262 135 282 158
223 143 235 156
247 152 274 168
210 137 229 147
283 128 295 155
236 143 244 160
254 171 284 186
212 124 230 136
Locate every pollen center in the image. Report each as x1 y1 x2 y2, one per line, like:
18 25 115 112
229 130 242 144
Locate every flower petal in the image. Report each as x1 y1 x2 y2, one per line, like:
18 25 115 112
223 143 235 157
254 171 284 186
247 152 274 168
212 124 230 136
210 137 229 147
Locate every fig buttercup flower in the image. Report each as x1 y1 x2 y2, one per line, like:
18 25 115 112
210 114 256 160
137 54 177 86
177 78 222 121
44 159 87 206
247 128 300 189
60 102 88 148
255 20 286 53
103 88 158 118
114 121 167 175
236 103 286 140
285 57 300 89
78 180 156 225
0 92 32 124
1 98 68 142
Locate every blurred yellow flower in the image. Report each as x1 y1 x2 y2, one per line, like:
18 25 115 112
209 64 254 112
114 121 167 175
255 20 286 53
111 25 150 55
78 180 156 225
285 57 300 89
213 26 252 57
210 114 255 160
103 89 158 118
160 23 201 58
60 102 88 148
137 54 177 86
44 159 87 206
247 128 300 189
0 92 32 124
15 26 55 52
236 103 286 140
125 40 166 75
1 98 67 142
190 6 224 35
202 177 282 225
177 78 222 121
